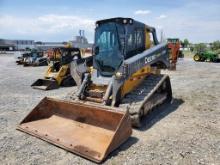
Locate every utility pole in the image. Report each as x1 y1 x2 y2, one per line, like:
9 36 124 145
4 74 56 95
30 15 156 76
160 29 166 43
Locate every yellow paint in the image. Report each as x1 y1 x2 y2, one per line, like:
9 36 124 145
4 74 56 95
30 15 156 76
80 49 85 56
121 66 161 97
44 64 69 85
145 28 151 49
194 54 200 61
53 49 61 60
89 66 94 73
65 42 72 48
121 66 151 97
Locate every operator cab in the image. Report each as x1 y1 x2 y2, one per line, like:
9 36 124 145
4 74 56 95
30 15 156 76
93 17 158 77
94 21 124 76
49 47 81 72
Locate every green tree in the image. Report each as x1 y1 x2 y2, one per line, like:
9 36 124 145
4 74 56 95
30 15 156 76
183 39 189 48
194 43 207 52
189 44 194 52
211 40 220 50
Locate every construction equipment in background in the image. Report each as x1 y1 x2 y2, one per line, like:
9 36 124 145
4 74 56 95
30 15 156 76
23 50 48 67
16 49 48 66
31 47 81 90
16 52 28 65
167 38 184 70
193 50 220 62
17 17 172 163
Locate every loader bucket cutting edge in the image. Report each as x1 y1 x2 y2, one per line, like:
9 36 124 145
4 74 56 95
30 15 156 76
16 61 23 65
31 79 59 90
17 97 132 163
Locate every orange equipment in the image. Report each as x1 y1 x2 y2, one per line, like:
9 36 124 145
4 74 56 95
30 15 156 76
167 38 182 70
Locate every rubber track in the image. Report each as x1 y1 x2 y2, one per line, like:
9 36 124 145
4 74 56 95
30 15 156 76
119 74 169 126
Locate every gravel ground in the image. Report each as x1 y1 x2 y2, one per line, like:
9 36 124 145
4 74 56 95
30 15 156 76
0 54 219 165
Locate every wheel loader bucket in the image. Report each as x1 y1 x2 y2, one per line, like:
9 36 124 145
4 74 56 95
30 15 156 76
17 97 132 163
31 79 59 90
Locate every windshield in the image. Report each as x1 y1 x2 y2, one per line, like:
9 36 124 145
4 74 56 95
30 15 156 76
94 23 123 76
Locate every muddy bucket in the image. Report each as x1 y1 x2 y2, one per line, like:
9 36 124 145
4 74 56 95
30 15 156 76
31 79 59 90
17 97 132 163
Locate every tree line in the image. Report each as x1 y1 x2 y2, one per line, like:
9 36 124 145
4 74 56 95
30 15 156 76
180 39 220 53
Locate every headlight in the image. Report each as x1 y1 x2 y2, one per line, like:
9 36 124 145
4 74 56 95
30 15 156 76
115 72 122 78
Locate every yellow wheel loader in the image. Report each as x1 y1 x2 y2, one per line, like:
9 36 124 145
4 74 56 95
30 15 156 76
31 47 82 90
17 18 172 163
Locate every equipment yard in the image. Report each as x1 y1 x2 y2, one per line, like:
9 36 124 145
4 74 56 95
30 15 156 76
0 53 219 164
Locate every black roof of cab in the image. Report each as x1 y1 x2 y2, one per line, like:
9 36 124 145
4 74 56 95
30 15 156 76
96 17 144 27
95 17 158 44
95 17 156 32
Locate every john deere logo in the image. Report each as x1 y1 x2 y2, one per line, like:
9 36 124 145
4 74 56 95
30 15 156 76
145 53 159 63
145 51 166 64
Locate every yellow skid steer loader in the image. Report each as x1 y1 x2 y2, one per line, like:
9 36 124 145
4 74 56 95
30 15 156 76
18 17 172 163
31 47 81 90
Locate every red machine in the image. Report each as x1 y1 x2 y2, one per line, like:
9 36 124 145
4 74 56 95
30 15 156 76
167 38 183 70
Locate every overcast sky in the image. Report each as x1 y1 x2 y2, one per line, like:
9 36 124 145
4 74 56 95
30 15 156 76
0 0 220 43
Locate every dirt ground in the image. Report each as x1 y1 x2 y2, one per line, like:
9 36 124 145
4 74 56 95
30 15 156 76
0 54 219 165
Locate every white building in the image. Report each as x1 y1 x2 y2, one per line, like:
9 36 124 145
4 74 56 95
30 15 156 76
35 42 66 50
0 39 35 50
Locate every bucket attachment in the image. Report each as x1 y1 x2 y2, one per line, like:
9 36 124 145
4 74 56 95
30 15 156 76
23 62 32 67
31 79 59 90
16 60 23 65
17 97 132 163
